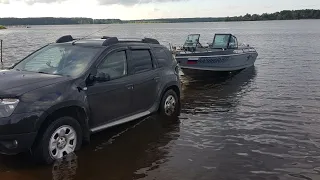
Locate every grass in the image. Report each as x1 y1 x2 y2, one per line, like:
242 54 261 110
0 25 6 29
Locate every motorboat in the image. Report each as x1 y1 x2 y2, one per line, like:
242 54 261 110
172 34 258 77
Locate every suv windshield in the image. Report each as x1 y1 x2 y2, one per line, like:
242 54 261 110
13 45 101 77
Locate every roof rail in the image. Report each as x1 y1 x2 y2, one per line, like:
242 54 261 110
56 35 74 43
142 38 160 44
102 37 119 46
102 36 160 45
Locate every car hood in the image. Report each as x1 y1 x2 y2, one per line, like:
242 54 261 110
0 69 72 97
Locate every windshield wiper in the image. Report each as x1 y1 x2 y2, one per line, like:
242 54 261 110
37 71 65 76
37 71 50 74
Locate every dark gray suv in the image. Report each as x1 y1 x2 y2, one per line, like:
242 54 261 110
0 35 181 164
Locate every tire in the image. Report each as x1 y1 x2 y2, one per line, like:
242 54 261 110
159 89 180 118
32 116 82 164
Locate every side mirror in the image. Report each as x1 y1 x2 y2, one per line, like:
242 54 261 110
95 72 110 82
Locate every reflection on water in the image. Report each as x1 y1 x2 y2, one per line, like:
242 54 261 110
0 115 180 180
75 116 180 180
181 67 257 115
52 154 78 180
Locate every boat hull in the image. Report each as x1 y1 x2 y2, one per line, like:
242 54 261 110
176 50 258 77
180 68 245 77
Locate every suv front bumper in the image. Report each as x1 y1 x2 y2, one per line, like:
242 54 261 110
0 112 42 155
0 132 37 154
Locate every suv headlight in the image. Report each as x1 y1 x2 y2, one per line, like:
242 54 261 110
0 99 19 118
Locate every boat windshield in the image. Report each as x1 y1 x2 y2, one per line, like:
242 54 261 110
183 34 200 48
212 34 231 49
13 44 102 77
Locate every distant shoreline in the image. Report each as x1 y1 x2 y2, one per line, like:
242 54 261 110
0 9 319 26
4 19 320 28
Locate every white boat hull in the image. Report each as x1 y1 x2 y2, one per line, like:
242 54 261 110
175 51 258 76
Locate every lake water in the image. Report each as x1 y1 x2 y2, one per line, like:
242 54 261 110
0 20 320 180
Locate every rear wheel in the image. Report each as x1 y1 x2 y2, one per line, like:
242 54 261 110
32 116 82 164
159 89 180 117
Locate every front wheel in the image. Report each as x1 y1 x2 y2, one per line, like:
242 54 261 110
159 89 180 117
32 117 82 164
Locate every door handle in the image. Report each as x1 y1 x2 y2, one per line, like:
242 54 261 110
126 84 134 90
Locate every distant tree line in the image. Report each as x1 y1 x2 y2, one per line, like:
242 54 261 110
0 17 122 25
122 17 225 23
93 19 122 24
225 9 320 21
0 9 319 26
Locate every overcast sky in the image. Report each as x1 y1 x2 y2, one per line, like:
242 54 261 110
0 0 319 20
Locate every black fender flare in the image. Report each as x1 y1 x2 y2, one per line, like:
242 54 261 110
156 81 181 111
35 100 91 137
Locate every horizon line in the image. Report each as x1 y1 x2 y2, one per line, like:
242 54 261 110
0 8 319 21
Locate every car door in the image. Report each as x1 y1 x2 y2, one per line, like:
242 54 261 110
86 49 133 127
127 47 161 113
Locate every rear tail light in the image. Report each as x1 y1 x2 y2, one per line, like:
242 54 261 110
187 60 197 64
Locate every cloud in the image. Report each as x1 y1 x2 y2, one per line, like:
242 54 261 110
25 0 66 5
263 5 273 9
98 0 188 6
0 0 10 3
0 0 186 5
0 0 67 5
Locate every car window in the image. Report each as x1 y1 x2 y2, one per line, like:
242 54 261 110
24 47 63 71
154 47 170 68
97 51 127 80
130 50 153 74
13 45 101 77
